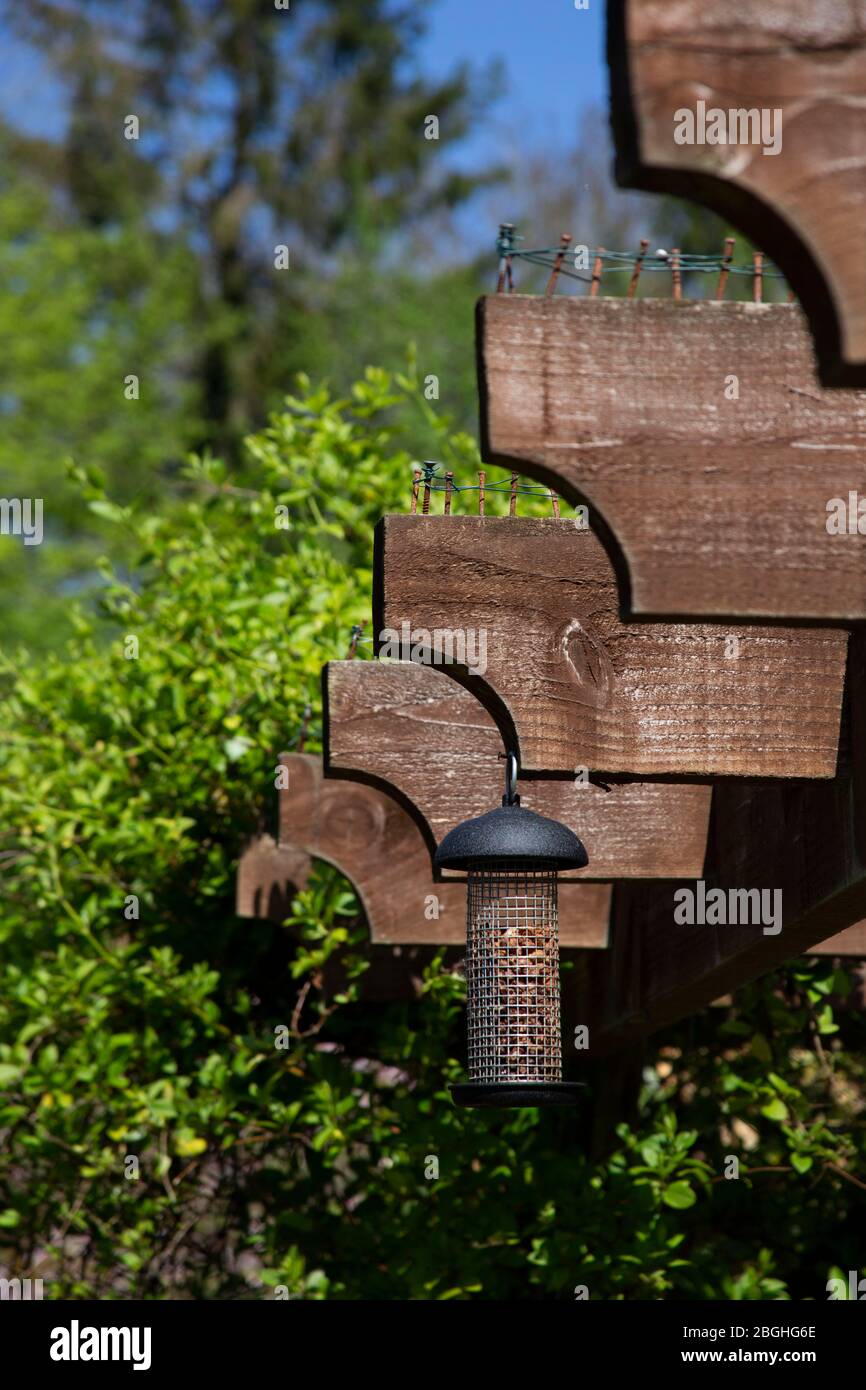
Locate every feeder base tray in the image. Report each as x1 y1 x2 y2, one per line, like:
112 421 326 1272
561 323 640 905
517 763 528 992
450 1081 585 1109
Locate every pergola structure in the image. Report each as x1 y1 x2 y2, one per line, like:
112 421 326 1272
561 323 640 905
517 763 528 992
239 0 866 1099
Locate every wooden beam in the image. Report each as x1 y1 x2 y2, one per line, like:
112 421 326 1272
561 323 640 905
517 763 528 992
570 631 866 1054
236 834 310 921
809 922 866 957
375 514 847 777
275 753 610 948
478 295 866 621
324 658 712 879
607 0 866 387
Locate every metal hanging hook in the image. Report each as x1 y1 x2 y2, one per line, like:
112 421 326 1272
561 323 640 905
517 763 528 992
502 750 519 806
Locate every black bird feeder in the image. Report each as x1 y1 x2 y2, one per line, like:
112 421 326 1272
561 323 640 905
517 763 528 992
435 753 588 1109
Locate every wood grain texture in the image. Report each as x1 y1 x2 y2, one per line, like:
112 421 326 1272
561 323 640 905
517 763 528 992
324 659 712 879
375 514 847 776
236 834 310 921
276 753 610 948
568 631 866 1053
608 0 866 386
478 295 866 621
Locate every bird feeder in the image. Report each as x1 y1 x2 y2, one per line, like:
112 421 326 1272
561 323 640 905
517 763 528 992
434 753 588 1108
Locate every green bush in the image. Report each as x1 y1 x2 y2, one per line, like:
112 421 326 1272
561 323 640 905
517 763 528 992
1 367 864 1299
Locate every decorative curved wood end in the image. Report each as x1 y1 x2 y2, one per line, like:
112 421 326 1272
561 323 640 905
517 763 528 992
325 658 711 879
607 0 866 386
375 514 847 778
236 833 468 1002
275 753 610 948
478 294 866 621
236 834 311 921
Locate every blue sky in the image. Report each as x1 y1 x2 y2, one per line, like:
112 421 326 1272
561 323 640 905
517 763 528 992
1 2 608 155
419 0 607 160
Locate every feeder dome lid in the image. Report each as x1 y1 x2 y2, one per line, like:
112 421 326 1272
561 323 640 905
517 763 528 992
434 803 588 872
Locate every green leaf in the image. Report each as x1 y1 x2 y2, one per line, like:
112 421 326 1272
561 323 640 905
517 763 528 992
88 499 127 523
761 1098 789 1122
663 1182 697 1210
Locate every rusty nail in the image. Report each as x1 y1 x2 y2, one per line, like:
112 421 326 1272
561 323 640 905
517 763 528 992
589 246 604 298
627 238 650 299
545 232 572 296
753 250 763 304
716 237 735 300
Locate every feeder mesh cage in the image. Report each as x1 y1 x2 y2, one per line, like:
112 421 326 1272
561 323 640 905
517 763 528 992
465 859 562 1084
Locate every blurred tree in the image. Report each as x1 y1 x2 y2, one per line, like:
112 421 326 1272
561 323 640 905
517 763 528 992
3 0 503 457
0 0 503 650
0 160 201 647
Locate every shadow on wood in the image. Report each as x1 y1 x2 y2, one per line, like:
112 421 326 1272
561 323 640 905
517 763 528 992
568 632 866 1054
273 753 610 948
236 834 310 922
236 833 466 1002
324 658 712 879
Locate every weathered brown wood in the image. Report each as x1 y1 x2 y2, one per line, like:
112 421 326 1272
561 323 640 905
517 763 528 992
324 658 712 879
809 922 866 957
276 753 610 948
236 834 310 921
478 295 866 621
236 833 470 1001
569 631 866 1054
607 0 866 387
375 514 847 776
